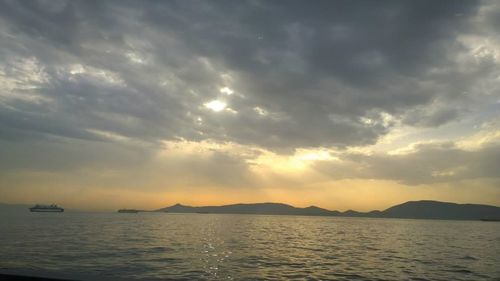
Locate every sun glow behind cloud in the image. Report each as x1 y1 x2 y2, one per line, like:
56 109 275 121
204 100 227 112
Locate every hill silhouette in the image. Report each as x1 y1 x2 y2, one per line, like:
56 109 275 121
156 200 500 221
158 203 334 216
380 200 500 220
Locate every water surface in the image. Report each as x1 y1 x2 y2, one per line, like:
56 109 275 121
0 212 499 280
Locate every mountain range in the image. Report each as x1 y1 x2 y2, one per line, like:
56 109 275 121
2 200 499 220
156 200 500 221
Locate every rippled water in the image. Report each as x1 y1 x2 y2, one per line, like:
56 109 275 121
0 212 499 280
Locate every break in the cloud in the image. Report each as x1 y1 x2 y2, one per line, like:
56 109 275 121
316 140 500 185
0 0 499 210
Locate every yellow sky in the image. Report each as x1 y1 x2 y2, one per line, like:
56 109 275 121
2 128 500 211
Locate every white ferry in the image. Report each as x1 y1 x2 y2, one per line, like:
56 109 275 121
29 204 64 212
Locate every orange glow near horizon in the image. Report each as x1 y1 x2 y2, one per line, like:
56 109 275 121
2 176 499 212
2 132 500 211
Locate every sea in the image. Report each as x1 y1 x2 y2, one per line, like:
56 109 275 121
0 211 499 281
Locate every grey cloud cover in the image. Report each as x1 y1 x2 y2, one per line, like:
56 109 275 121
1 0 498 150
0 0 499 166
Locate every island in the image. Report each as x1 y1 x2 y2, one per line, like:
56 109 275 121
155 200 500 221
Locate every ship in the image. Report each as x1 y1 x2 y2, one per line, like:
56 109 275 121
118 209 139 213
29 204 64 212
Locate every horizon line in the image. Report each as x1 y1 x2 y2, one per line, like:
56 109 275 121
2 199 500 212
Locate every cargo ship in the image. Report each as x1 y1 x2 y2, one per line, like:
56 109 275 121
29 204 64 212
118 209 139 213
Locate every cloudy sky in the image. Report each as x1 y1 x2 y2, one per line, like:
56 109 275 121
1 0 499 211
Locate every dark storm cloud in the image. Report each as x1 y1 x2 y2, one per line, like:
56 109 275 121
0 0 497 153
0 137 255 190
314 141 500 185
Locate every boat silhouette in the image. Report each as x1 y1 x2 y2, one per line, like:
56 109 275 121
29 204 64 212
118 209 139 213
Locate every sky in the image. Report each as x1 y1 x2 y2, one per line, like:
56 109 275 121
0 0 499 211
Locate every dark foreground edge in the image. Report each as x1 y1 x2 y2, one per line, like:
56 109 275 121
0 274 73 281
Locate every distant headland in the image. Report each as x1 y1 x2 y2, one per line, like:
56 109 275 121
1 200 499 221
155 200 500 221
